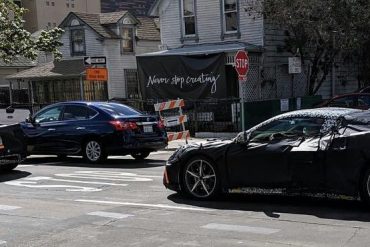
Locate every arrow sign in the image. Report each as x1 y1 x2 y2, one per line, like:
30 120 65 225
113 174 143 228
84 56 107 66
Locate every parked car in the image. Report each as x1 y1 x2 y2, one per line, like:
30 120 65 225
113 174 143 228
357 86 370 94
318 93 370 110
164 107 370 205
21 101 168 163
0 124 27 172
0 106 30 126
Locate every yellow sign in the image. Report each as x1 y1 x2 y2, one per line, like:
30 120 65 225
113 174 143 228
86 68 108 81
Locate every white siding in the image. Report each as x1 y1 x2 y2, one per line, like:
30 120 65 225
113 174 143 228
136 40 161 55
158 0 264 48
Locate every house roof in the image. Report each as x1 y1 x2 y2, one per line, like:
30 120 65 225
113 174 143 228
99 11 129 24
71 12 119 39
0 57 36 68
6 59 85 80
136 17 160 41
137 42 263 57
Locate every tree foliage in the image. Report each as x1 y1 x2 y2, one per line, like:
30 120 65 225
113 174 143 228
247 0 370 95
0 0 64 63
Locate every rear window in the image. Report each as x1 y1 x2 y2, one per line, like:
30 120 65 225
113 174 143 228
96 103 141 116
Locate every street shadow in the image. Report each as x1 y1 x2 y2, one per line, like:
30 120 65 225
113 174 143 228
23 156 166 169
0 170 31 183
167 192 370 222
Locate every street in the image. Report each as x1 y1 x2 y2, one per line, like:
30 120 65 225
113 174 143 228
0 151 369 247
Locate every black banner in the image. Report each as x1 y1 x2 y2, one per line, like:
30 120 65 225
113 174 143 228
137 53 226 100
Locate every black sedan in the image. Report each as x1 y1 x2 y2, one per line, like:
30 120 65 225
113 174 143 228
0 124 26 172
21 101 167 163
164 108 370 205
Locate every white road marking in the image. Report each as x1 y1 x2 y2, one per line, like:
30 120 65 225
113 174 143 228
87 211 134 219
0 240 6 246
151 151 171 155
18 165 34 168
76 199 214 212
5 180 101 192
0 205 21 211
202 223 280 235
24 176 128 187
55 171 160 182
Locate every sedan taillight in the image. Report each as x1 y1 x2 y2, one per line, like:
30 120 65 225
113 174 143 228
110 121 138 131
157 120 165 129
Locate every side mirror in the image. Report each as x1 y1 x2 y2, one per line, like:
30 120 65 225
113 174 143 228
235 132 251 144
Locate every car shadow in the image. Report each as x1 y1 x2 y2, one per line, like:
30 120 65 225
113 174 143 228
0 170 31 183
23 156 166 169
167 193 370 222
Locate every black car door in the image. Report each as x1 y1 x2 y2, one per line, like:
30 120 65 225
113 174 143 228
226 117 326 189
22 105 65 154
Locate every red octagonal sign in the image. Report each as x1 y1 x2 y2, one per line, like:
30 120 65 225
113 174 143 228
235 50 249 80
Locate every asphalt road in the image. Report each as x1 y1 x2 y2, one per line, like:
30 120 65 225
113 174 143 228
1 151 370 247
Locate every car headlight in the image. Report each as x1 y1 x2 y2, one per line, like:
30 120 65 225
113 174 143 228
168 146 185 163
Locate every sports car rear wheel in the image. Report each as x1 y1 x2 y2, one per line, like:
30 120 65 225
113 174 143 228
360 168 370 206
182 157 220 200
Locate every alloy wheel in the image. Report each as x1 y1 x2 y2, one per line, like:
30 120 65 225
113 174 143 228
184 159 217 198
85 141 102 162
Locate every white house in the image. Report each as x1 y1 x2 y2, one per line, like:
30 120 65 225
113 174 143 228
137 0 358 101
7 11 161 105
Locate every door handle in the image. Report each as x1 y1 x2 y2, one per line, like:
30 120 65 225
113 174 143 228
48 128 56 131
76 127 86 130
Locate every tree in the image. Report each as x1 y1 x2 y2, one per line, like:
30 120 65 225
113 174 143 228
247 0 370 95
0 0 64 63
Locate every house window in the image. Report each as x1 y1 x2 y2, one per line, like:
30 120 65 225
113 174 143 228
51 1 55 6
46 1 50 6
71 29 85 56
223 0 238 33
120 27 134 53
182 0 196 36
124 69 140 99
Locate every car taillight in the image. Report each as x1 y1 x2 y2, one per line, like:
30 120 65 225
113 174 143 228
0 136 4 150
157 120 165 129
110 121 138 131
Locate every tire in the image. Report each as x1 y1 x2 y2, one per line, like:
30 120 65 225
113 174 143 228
360 168 370 206
181 156 220 200
83 139 107 164
0 163 18 172
131 151 150 160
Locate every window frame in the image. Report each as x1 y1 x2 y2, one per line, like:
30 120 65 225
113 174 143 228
181 0 197 38
70 27 86 56
120 26 135 54
222 0 239 34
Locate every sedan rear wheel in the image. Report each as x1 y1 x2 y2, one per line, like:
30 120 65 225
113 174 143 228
182 157 220 200
83 140 106 163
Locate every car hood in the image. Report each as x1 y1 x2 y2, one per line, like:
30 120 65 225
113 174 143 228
168 139 232 163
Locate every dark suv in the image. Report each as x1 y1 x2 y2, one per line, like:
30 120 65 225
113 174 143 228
21 102 167 163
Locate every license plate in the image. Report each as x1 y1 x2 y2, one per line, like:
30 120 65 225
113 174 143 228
143 125 153 133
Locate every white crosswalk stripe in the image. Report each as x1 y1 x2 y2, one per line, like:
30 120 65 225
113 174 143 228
202 223 280 235
87 211 134 219
0 205 21 211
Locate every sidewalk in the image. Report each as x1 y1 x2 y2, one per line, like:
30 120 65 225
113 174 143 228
163 137 207 151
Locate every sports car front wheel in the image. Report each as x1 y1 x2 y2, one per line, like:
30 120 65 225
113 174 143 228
182 157 220 200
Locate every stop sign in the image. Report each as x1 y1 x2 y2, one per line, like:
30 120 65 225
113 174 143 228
234 50 249 80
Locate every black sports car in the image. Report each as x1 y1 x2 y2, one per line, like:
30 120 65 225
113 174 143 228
0 124 26 172
164 108 370 204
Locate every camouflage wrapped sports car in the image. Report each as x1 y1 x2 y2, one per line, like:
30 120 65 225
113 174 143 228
164 108 370 205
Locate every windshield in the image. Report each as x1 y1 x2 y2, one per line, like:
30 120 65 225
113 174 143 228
96 103 142 116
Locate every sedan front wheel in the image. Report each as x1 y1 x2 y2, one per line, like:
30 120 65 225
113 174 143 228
182 157 220 200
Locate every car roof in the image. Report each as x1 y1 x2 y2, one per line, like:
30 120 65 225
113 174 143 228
276 107 363 120
330 93 370 99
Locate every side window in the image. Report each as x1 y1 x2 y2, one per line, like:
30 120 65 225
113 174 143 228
250 117 325 142
63 105 91 120
34 106 63 123
327 96 355 108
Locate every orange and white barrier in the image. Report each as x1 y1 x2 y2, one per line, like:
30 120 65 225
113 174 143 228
154 99 189 143
154 99 185 112
167 131 190 142
163 115 188 127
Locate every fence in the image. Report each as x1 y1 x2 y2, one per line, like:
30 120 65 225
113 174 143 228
112 98 242 134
